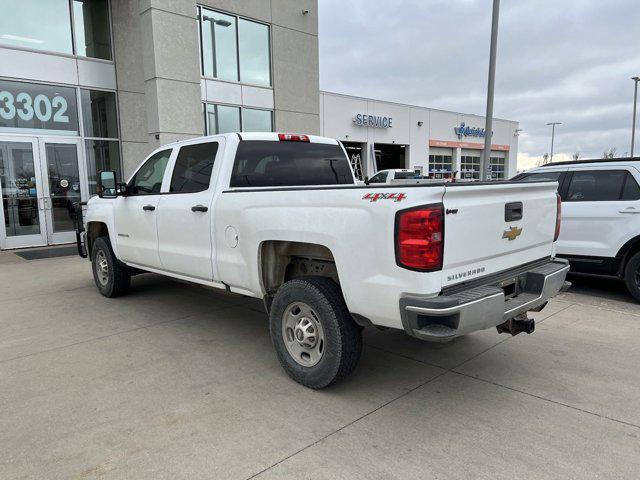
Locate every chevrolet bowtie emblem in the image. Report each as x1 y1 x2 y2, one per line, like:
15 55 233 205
502 226 523 241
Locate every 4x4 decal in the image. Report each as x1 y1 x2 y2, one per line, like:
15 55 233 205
362 192 407 203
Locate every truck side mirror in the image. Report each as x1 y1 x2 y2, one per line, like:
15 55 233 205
98 171 118 198
364 176 370 185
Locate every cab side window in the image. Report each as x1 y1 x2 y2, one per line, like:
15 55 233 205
129 149 172 195
565 170 627 202
169 142 219 193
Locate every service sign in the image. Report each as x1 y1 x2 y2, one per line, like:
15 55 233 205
0 80 79 135
353 113 393 129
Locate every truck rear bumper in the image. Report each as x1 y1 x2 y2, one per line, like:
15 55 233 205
399 258 570 342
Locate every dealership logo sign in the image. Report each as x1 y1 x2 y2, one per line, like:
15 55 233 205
454 122 486 139
353 114 393 129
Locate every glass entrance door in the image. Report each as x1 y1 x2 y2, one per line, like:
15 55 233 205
0 137 47 249
39 138 86 245
0 136 86 249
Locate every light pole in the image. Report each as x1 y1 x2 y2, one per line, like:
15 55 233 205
481 0 501 181
631 76 639 158
547 122 562 163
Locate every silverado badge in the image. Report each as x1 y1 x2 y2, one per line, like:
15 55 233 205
502 226 523 241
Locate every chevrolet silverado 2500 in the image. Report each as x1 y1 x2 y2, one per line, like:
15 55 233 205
76 132 569 388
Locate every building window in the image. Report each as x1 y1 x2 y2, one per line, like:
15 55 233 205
72 0 112 60
238 19 271 86
460 155 480 180
0 0 112 60
204 103 273 135
242 108 273 132
85 140 120 195
199 7 271 87
80 90 118 139
490 156 505 180
80 88 120 195
0 79 80 135
428 154 453 179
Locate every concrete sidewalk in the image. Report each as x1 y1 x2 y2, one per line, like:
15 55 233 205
0 252 638 479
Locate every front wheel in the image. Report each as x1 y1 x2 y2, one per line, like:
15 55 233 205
269 277 363 389
91 236 131 298
624 251 640 302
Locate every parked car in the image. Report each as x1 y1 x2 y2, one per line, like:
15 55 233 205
76 132 568 388
367 169 426 184
513 158 640 300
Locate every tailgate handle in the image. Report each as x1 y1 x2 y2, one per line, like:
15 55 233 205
505 202 523 221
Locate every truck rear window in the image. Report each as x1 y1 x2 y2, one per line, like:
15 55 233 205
230 141 354 188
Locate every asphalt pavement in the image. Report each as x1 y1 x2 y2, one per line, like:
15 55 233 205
0 252 638 479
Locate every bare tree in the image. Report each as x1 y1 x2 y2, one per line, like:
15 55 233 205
602 147 617 159
572 151 581 161
542 153 550 164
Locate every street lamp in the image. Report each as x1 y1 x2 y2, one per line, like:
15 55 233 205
547 122 562 163
481 0 501 181
201 14 233 79
631 76 639 158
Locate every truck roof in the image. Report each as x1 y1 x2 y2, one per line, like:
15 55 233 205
161 132 340 147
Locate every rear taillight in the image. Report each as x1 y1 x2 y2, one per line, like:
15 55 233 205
554 193 562 242
395 204 444 271
278 133 310 142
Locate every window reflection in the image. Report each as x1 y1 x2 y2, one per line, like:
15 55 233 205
199 7 271 87
242 108 272 132
0 0 112 60
0 0 73 54
200 8 238 81
238 19 270 86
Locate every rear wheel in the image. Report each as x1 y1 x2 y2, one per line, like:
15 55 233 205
91 236 131 298
624 251 640 302
269 277 362 389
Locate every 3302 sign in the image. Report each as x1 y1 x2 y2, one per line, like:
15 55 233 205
0 80 78 134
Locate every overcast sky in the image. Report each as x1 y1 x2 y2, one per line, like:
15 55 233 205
318 0 640 169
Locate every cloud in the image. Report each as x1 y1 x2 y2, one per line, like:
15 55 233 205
318 0 640 161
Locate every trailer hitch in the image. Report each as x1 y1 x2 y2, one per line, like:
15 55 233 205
496 313 535 336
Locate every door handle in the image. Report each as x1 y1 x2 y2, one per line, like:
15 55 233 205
191 205 208 212
619 208 640 214
142 205 156 211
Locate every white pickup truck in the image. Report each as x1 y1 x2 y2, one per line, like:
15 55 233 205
76 132 569 388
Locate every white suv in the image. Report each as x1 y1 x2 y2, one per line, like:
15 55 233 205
515 159 640 300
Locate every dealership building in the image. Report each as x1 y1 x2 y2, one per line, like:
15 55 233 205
0 0 518 250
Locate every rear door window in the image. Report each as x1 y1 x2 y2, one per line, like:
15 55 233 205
621 172 640 200
230 141 353 187
565 170 626 201
169 142 219 193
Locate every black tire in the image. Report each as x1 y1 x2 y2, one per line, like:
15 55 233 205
624 251 640 302
269 276 363 389
91 236 131 298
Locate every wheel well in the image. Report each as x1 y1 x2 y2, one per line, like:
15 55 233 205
615 235 640 276
260 241 339 297
87 222 109 255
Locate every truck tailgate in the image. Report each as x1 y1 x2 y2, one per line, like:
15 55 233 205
441 182 558 288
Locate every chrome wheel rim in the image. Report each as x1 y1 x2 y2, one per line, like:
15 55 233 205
95 250 109 286
282 302 325 367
